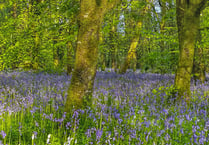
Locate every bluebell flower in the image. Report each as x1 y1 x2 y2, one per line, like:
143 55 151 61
85 129 91 138
0 131 6 139
96 129 103 141
165 133 170 142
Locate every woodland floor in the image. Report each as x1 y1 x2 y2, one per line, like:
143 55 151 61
0 70 209 144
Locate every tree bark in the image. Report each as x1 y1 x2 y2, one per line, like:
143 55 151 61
174 0 207 102
65 0 121 111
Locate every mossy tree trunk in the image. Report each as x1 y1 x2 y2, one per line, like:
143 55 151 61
119 22 141 73
65 0 121 111
174 0 207 102
120 0 150 74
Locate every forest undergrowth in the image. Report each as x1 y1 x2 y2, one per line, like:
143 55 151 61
0 71 209 144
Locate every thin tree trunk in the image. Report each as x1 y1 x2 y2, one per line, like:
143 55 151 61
119 22 141 73
110 25 117 70
67 41 74 75
99 31 106 71
33 32 39 69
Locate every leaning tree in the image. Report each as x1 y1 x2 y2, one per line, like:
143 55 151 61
65 0 121 112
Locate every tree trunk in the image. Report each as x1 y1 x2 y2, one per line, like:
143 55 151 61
174 0 207 102
120 0 150 74
98 31 106 71
119 22 141 74
53 39 59 68
65 0 121 111
110 25 117 70
31 0 42 70
33 32 39 69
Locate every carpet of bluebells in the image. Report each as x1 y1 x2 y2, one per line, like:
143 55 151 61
0 70 209 144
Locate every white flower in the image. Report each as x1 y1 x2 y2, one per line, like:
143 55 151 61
32 134 35 140
46 134 51 144
64 136 74 145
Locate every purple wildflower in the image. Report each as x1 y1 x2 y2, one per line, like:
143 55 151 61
96 129 103 141
0 131 6 139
